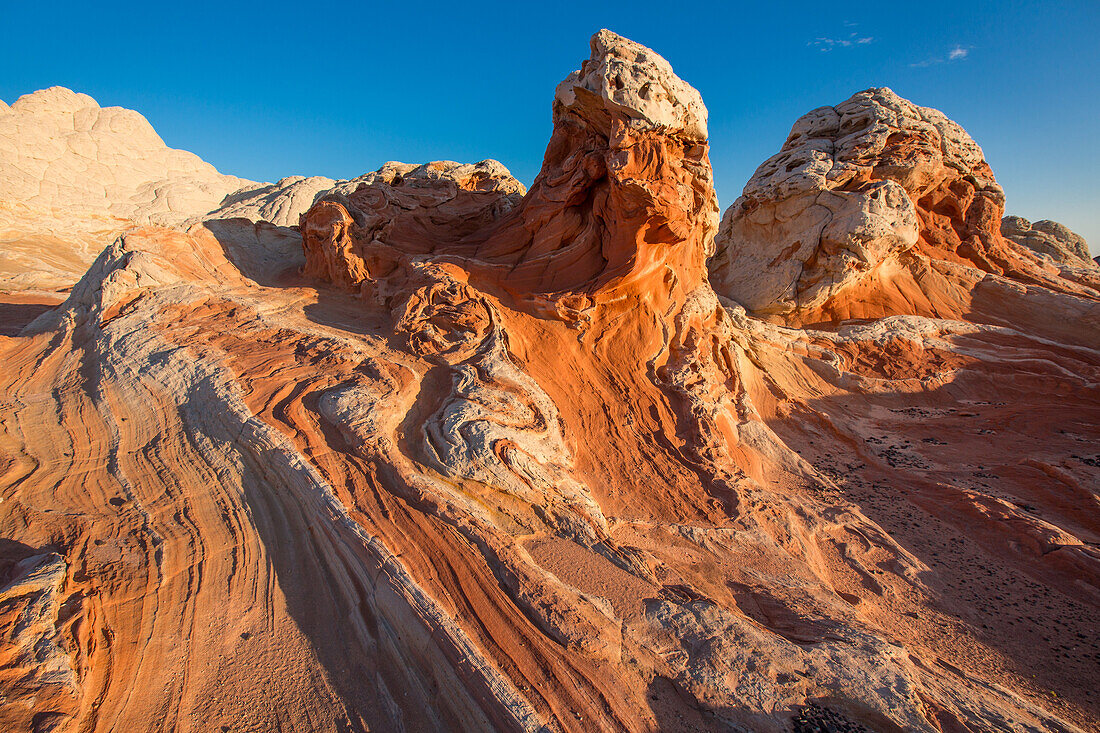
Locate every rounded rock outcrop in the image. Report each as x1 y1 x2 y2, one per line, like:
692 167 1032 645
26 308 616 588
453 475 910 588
708 88 1009 317
298 160 526 293
1002 215 1094 267
0 87 252 226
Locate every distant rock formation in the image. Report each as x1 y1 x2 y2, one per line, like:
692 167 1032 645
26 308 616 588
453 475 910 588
0 89 366 291
207 175 346 227
1002 215 1095 267
0 87 251 225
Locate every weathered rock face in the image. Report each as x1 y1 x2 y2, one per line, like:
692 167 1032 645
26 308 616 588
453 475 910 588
299 160 526 292
301 29 719 321
708 88 1100 324
1002 215 1095 267
0 552 78 733
206 172 437 229
1 30 1099 733
208 175 348 227
475 29 720 318
709 88 933 315
708 86 1095 323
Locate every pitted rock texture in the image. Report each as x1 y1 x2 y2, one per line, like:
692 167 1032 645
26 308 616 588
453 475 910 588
0 552 79 732
708 87 1099 325
710 87 1002 316
299 160 526 292
1002 215 1094 268
553 28 708 140
1 30 1098 733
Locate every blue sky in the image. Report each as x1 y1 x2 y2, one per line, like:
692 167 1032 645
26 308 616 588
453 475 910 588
3 1 1098 253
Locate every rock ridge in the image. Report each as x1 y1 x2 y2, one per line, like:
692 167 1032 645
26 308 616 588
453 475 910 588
1002 215 1095 268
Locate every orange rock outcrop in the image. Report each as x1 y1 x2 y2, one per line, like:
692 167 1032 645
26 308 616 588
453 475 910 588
0 30 1097 733
301 30 719 323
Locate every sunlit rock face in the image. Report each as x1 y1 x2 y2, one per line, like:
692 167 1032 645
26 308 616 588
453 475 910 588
1 31 1099 733
299 160 526 292
473 28 720 319
0 88 389 292
301 29 719 322
709 87 1100 327
0 87 252 226
1002 215 1095 268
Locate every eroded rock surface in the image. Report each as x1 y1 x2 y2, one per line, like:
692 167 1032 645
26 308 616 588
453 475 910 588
299 160 525 291
1 30 1097 733
301 30 718 322
471 28 720 319
1002 215 1095 267
709 87 1100 325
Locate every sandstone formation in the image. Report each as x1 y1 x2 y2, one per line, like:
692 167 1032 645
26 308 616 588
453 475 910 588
300 29 717 322
709 87 1100 326
0 88 355 292
205 173 399 228
1002 215 1095 268
0 87 250 226
0 30 1097 733
299 160 526 291
469 28 719 319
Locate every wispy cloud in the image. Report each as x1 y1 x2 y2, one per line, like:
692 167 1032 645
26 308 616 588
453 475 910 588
911 44 972 67
809 25 874 52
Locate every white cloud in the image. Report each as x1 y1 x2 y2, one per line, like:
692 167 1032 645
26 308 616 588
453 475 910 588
911 44 972 68
809 30 874 52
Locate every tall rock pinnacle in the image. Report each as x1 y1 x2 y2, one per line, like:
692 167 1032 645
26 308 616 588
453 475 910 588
299 30 720 321
475 29 720 318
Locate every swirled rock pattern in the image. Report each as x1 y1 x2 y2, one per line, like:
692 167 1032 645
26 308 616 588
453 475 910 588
300 30 718 323
1 29 1098 733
